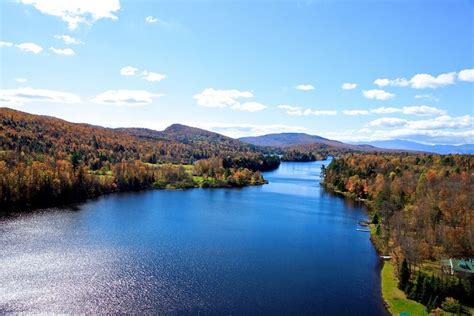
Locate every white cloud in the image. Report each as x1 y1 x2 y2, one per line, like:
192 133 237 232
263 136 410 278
120 66 166 82
363 89 395 100
54 35 83 45
277 104 336 116
0 87 81 106
342 83 357 90
406 115 473 130
120 66 138 76
374 78 410 87
414 94 439 102
458 69 474 82
278 105 303 116
374 71 460 89
193 88 253 108
369 106 446 116
401 105 446 116
91 90 163 106
370 106 401 114
344 106 447 116
16 43 43 54
343 109 369 115
410 72 456 89
296 84 315 91
145 16 158 24
368 115 473 130
231 102 267 112
1 41 43 54
369 117 408 127
14 78 28 83
49 47 75 56
141 71 166 82
19 0 121 30
304 109 337 116
0 41 13 47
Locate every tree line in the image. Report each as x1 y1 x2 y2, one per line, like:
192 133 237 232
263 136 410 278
323 153 473 310
0 108 278 212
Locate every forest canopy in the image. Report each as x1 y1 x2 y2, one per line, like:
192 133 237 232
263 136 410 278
0 108 278 212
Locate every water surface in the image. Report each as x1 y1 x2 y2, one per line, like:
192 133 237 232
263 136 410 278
0 161 387 314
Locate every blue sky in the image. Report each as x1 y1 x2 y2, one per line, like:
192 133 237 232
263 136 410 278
0 0 473 144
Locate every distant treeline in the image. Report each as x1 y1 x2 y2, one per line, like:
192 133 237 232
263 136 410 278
0 108 279 212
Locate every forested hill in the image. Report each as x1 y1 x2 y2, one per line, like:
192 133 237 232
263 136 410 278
116 123 259 158
240 132 402 162
239 132 390 152
1 108 262 164
0 108 278 211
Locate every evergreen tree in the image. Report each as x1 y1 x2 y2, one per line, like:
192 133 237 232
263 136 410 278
398 259 411 291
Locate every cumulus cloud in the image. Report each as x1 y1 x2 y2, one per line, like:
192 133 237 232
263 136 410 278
120 66 138 76
0 41 13 47
18 0 121 30
193 88 264 112
277 104 337 116
342 83 357 90
410 72 456 89
368 115 473 130
362 89 395 100
141 71 166 82
458 69 474 82
374 71 457 89
54 35 83 45
91 90 163 106
369 117 408 127
401 105 446 116
343 109 369 115
414 94 439 102
296 84 315 91
0 41 43 54
0 87 81 106
145 16 158 24
374 78 410 87
120 66 166 82
344 106 446 116
16 43 43 54
49 47 75 56
231 102 267 112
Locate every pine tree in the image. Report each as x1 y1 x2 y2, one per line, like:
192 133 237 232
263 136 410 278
399 259 411 291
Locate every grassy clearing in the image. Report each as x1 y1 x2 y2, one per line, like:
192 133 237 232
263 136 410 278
382 261 428 316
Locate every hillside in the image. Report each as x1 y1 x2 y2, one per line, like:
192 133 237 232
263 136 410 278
0 108 276 211
239 132 401 162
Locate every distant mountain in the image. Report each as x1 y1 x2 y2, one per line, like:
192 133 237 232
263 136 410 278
351 140 474 154
239 132 388 152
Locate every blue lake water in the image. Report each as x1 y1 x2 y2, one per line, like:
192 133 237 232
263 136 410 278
0 161 387 315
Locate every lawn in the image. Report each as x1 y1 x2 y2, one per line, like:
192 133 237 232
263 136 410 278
381 261 428 316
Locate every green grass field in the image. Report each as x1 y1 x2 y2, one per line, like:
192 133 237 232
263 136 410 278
381 261 428 316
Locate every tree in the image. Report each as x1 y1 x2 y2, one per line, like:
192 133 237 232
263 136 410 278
398 259 411 291
440 297 461 314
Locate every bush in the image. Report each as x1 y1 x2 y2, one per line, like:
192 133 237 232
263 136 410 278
441 297 461 313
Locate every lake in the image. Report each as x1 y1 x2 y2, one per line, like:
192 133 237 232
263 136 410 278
0 161 387 315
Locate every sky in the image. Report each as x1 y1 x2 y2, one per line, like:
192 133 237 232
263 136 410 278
0 0 473 145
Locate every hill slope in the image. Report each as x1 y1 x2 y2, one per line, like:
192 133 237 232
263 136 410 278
240 132 386 152
0 108 274 211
